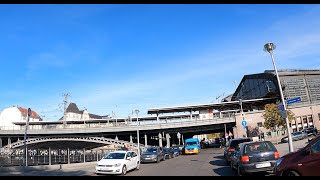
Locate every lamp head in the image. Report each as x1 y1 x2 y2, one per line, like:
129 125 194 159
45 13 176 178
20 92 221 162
264 42 276 53
135 110 140 115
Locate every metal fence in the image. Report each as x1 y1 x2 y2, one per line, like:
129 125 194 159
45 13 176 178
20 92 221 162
0 148 116 167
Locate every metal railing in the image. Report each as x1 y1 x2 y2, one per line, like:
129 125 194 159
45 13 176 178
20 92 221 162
0 112 236 133
0 148 116 167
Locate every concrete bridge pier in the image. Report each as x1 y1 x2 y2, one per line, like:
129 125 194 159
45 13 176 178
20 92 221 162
7 137 11 146
0 137 2 148
158 133 163 147
130 134 133 143
166 133 171 148
144 134 147 147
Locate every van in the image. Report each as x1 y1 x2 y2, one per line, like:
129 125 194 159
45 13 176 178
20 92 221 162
184 138 200 154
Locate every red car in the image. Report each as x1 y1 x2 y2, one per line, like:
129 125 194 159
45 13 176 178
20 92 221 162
274 135 320 176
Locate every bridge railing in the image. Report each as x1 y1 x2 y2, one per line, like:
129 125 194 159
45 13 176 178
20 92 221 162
0 112 236 132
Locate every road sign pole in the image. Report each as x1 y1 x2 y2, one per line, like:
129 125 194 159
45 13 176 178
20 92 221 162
239 99 247 138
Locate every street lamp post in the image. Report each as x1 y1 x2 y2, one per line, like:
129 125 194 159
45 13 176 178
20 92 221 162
264 42 294 153
134 110 140 156
23 108 32 166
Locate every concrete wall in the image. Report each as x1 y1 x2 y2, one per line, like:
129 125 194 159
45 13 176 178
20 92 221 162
0 107 21 127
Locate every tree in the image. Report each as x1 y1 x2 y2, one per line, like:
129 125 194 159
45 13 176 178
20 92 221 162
262 103 295 131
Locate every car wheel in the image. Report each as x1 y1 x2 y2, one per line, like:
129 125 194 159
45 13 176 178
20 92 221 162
136 162 140 170
226 160 230 165
237 166 243 176
121 165 127 175
230 161 235 171
285 170 300 176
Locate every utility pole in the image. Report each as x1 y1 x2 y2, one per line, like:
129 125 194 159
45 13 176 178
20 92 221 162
63 93 70 127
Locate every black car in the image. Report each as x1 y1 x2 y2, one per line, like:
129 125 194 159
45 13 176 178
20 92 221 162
223 138 252 165
171 145 183 155
170 147 180 157
302 127 318 136
230 141 280 176
163 147 175 159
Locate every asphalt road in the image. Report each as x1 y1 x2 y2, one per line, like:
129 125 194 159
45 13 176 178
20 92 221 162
0 138 308 176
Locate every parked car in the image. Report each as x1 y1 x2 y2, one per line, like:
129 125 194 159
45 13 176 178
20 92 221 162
302 127 318 136
274 134 320 176
140 146 165 163
95 150 140 175
163 147 175 159
281 131 307 143
230 141 280 176
171 145 183 155
170 147 180 157
224 138 252 165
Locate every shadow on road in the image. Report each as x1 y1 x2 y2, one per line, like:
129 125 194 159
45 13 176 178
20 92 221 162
209 155 236 176
0 169 90 176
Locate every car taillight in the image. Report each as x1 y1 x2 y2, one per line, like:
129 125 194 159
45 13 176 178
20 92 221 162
228 148 235 151
274 152 280 159
241 155 249 163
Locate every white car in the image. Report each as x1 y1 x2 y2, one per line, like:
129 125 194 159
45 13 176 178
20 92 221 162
95 150 140 175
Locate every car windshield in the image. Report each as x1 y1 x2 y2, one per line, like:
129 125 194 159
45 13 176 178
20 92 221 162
103 152 126 159
244 142 276 154
229 139 251 148
186 142 197 146
146 148 158 153
163 148 170 152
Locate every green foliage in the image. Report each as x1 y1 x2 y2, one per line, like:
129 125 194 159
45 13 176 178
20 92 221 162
262 103 295 131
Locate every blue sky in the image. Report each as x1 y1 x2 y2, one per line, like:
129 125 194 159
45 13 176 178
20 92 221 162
1 4 320 120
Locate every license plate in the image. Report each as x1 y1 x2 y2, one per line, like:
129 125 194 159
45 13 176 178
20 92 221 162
256 162 271 168
145 158 150 159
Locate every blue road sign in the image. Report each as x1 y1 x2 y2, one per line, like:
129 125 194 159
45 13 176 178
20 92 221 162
286 97 301 105
241 120 247 127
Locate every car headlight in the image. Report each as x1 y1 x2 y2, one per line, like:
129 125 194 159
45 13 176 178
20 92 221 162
275 157 283 167
114 163 122 167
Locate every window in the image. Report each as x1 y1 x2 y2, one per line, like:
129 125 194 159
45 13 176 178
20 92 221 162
265 132 272 138
311 140 320 153
126 152 133 158
132 152 137 157
303 116 307 123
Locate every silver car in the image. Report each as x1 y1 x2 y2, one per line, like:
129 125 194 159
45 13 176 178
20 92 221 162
140 147 165 163
281 131 307 143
